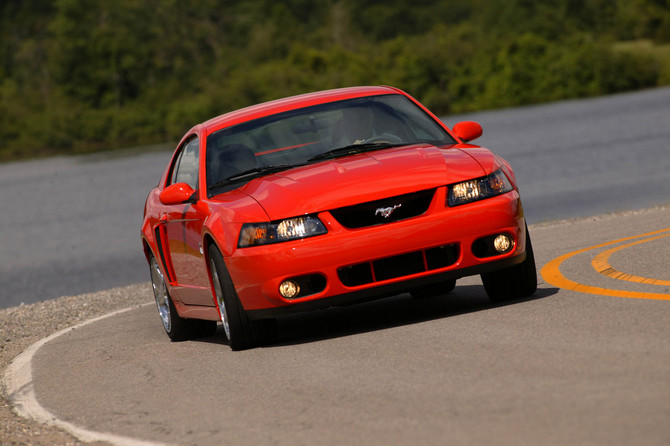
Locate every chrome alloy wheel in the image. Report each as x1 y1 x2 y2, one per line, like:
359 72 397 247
210 258 231 340
150 257 171 333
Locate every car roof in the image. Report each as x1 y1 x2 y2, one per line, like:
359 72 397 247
197 86 405 136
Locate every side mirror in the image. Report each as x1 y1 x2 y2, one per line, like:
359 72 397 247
452 121 483 143
159 182 196 205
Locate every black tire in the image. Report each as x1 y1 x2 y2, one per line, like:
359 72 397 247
410 279 456 299
208 245 277 350
481 226 537 302
149 255 193 342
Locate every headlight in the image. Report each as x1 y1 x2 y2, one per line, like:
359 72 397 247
448 169 513 206
238 215 327 247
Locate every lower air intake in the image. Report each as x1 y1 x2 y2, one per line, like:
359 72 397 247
338 244 459 287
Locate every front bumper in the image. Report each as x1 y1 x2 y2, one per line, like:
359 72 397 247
226 188 526 317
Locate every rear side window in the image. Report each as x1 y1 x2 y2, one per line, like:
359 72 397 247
170 137 199 189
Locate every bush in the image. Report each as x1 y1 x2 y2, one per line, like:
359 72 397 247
0 0 669 160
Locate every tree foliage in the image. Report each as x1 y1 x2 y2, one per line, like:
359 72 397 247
1 0 669 160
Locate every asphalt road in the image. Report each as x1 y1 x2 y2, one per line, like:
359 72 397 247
18 206 670 445
1 87 669 308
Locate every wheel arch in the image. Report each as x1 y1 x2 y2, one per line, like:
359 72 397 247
202 231 228 289
202 233 219 267
142 237 154 264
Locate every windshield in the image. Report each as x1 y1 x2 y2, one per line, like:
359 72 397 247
206 94 455 194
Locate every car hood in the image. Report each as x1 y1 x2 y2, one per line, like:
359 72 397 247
217 144 494 220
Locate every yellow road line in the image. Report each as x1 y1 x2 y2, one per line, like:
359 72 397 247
540 228 670 301
591 233 670 286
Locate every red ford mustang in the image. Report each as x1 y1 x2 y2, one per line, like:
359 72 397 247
141 86 537 350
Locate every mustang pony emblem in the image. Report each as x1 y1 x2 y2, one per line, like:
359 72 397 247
375 204 402 218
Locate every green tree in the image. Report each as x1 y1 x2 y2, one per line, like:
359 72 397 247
0 0 668 160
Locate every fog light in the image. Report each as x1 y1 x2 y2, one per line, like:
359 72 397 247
279 280 300 299
493 234 513 253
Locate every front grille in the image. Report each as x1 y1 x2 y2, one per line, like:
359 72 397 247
338 244 459 287
330 189 435 229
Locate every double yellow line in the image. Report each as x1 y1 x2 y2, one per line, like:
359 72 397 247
541 228 670 300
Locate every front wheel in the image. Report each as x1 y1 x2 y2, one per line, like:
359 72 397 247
208 245 277 350
481 226 537 302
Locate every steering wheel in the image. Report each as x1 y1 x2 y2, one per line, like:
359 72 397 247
362 133 403 144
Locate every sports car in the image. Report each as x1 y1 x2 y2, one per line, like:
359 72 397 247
141 86 537 350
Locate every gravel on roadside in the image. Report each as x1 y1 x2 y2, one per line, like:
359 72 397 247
0 283 153 445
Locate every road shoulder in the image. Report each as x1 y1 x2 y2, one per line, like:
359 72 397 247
1 284 152 445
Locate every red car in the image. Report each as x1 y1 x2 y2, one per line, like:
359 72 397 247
141 86 536 350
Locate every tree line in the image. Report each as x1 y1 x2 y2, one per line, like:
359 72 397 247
1 0 669 160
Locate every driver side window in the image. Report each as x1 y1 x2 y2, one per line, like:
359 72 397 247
170 137 199 189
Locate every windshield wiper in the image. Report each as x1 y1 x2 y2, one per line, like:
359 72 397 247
307 142 407 162
208 164 298 191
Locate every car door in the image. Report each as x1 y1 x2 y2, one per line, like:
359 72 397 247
161 136 214 306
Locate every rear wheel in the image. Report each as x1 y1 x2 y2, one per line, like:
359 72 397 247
410 279 456 299
151 256 187 341
150 255 217 341
208 245 277 350
481 226 537 302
